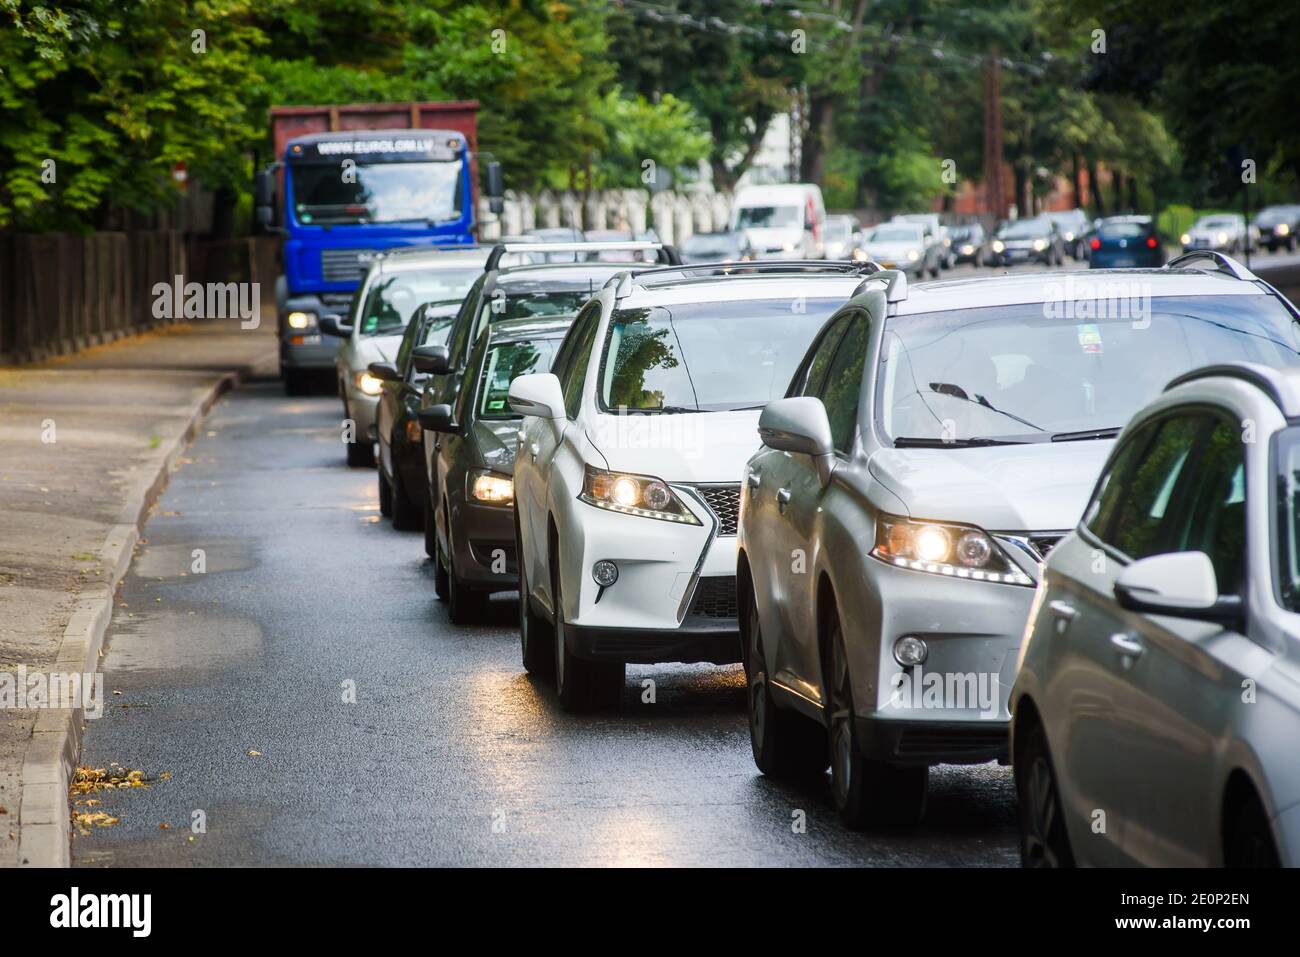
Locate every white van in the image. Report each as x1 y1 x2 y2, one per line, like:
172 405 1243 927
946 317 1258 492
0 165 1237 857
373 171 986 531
730 183 827 260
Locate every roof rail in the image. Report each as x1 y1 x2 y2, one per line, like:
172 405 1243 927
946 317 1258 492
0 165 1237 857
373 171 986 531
485 241 680 272
1164 250 1259 281
608 259 882 299
377 244 484 259
1165 361 1300 418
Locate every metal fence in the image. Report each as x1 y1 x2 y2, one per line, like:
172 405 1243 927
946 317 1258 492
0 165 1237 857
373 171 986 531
0 230 187 365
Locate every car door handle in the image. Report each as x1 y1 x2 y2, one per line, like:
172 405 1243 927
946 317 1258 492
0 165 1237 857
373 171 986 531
1048 600 1078 621
746 471 760 490
776 487 791 512
529 442 539 460
1109 633 1145 657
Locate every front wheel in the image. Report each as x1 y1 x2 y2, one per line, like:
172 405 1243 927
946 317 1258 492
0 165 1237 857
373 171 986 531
1224 792 1281 868
552 539 623 711
377 464 393 517
445 523 488 625
390 459 421 531
1014 718 1074 867
826 612 927 828
517 519 554 677
745 588 827 779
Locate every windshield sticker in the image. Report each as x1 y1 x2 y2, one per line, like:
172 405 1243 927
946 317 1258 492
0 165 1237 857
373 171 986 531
1076 323 1103 354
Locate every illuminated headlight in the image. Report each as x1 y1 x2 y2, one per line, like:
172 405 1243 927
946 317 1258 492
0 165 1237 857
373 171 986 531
851 247 870 262
287 310 314 330
1032 238 1047 251
468 468 513 505
1277 223 1291 236
906 249 920 261
579 464 700 525
960 244 975 255
782 241 796 252
355 371 383 396
871 513 1032 586
992 240 1005 253
1217 232 1229 244
1063 231 1075 242
1180 233 1191 245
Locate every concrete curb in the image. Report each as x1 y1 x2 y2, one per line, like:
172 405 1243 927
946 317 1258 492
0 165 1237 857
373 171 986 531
15 352 275 867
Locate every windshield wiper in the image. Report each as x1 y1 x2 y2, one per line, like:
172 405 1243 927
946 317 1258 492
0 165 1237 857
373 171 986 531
927 382 1045 433
893 436 1028 448
1050 426 1122 442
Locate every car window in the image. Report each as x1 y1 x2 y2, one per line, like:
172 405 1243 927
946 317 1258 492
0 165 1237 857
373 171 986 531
1273 426 1300 612
1083 421 1156 542
1102 415 1204 560
357 268 481 337
560 305 602 419
394 312 424 376
477 339 561 420
818 313 869 455
789 314 849 398
446 275 487 369
1167 418 1246 594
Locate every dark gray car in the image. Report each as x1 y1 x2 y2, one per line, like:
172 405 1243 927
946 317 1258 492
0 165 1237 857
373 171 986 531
419 316 574 623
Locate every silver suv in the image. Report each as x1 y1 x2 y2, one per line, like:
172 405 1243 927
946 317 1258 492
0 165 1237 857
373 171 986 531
737 252 1300 829
1011 361 1300 867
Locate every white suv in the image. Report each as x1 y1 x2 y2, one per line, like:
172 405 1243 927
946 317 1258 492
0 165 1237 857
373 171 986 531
508 263 873 710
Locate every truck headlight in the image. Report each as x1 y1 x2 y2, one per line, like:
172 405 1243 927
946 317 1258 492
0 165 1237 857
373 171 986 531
579 465 701 525
468 468 513 505
355 371 383 396
871 513 1031 586
287 310 314 330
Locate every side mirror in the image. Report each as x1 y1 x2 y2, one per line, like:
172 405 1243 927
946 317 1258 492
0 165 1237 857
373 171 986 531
255 205 274 228
410 344 451 375
417 404 458 434
367 361 399 383
1113 552 1243 626
758 397 836 485
486 161 505 215
317 314 353 338
254 168 275 207
508 372 566 420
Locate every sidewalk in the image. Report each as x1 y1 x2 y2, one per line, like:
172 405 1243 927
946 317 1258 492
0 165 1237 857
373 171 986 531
0 319 278 866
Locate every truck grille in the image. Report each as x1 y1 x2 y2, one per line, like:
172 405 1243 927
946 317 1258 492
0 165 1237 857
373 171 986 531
688 576 738 620
695 484 741 535
321 248 379 282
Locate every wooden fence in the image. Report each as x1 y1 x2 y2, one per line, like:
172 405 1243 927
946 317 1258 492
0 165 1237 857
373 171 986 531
0 231 187 365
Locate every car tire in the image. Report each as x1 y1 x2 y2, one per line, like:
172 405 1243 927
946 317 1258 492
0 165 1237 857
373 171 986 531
825 611 927 829
1014 718 1074 867
424 484 441 565
344 402 375 467
517 516 554 677
390 460 421 531
1223 791 1281 868
551 538 623 712
377 464 393 518
445 521 488 625
745 589 827 780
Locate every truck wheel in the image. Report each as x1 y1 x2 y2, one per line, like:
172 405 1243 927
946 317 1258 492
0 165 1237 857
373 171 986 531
746 589 827 779
826 610 927 828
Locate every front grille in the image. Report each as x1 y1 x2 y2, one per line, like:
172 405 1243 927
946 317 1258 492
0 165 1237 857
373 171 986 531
688 576 738 621
695 484 741 535
1028 534 1065 560
321 248 379 282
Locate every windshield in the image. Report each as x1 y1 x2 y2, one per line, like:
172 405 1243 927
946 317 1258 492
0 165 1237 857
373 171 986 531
291 160 463 225
1258 206 1300 225
1197 217 1237 229
869 226 923 243
477 339 561 420
735 205 801 229
877 295 1300 444
682 235 740 258
825 220 854 240
1000 220 1050 239
1099 222 1147 239
481 288 594 325
598 297 843 412
358 269 480 336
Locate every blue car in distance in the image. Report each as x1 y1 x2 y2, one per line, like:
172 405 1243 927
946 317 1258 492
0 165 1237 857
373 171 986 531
1088 215 1165 269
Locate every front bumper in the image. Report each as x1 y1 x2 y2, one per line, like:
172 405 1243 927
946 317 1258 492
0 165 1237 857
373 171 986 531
342 378 381 441
280 292 351 371
449 495 518 591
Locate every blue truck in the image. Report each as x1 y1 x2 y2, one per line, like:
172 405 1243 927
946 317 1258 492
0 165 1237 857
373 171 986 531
255 102 503 394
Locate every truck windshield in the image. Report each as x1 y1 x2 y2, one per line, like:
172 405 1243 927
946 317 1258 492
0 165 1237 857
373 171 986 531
358 270 481 336
598 298 842 412
291 160 463 225
735 206 801 229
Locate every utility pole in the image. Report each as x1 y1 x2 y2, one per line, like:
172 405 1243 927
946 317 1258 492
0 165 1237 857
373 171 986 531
983 52 1004 221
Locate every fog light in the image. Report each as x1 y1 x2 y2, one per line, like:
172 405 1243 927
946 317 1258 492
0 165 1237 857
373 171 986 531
894 635 928 667
592 560 618 587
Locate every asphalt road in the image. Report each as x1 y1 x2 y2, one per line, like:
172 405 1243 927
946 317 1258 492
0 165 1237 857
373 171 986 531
71 379 1018 867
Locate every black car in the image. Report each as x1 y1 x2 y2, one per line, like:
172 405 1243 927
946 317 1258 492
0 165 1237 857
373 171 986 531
679 230 755 264
1254 204 1300 253
948 223 987 266
369 298 462 530
989 217 1065 266
419 315 573 622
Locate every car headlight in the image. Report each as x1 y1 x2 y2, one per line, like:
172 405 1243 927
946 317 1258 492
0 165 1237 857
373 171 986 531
355 371 383 396
468 468 513 505
1217 232 1229 244
1063 231 1075 242
782 241 796 252
579 464 701 525
992 240 1005 253
851 247 870 262
1180 233 1191 245
871 513 1032 586
1278 223 1291 236
1032 238 1047 251
907 249 920 261
287 310 314 330
960 244 975 255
